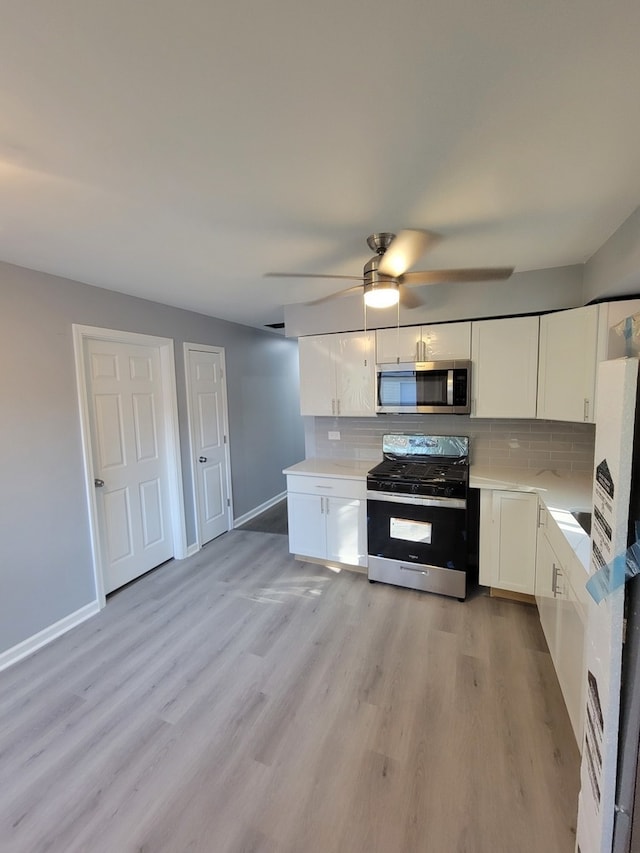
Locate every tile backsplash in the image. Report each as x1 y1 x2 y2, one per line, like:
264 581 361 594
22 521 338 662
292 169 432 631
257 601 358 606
308 415 595 472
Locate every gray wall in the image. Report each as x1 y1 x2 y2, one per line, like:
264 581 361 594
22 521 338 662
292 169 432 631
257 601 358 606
584 205 640 304
284 265 585 337
0 261 305 655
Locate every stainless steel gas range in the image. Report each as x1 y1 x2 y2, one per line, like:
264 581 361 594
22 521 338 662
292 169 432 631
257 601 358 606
367 434 470 600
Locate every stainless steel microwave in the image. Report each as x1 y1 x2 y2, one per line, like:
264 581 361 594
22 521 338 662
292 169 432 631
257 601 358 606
376 360 471 414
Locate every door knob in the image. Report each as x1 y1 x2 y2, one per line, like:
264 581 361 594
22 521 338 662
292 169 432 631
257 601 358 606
94 478 105 488
198 456 207 463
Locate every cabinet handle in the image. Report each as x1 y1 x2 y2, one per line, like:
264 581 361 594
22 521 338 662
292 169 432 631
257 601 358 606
320 497 325 514
337 399 341 416
584 398 590 421
325 498 330 515
331 399 336 416
552 564 564 598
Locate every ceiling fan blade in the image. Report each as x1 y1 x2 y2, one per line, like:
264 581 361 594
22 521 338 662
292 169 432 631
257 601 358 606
401 267 514 286
398 285 424 309
377 229 440 278
304 283 364 306
264 272 363 281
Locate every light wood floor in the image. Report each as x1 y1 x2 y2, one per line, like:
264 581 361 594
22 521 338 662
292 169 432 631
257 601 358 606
0 528 580 852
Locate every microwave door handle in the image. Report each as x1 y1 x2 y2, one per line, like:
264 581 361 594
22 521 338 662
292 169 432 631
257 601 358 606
446 370 454 406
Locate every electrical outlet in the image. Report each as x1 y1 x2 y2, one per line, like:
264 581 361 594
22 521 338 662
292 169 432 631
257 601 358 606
328 431 341 441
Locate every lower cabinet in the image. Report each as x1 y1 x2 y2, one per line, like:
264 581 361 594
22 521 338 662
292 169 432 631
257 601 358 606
535 507 586 747
478 489 539 595
286 474 367 568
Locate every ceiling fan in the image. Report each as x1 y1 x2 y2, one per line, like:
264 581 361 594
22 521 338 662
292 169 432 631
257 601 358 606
265 229 514 309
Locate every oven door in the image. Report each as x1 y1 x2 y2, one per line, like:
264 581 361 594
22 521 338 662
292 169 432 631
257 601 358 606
367 492 468 572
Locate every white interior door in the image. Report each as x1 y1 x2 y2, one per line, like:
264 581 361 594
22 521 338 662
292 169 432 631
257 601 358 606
86 339 173 594
187 347 231 545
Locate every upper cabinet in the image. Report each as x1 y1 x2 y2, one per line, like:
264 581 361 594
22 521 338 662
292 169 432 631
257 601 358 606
470 316 539 418
298 331 376 417
537 305 600 423
376 321 471 363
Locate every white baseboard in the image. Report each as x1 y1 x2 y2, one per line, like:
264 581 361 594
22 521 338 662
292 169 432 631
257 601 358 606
0 600 101 673
234 492 286 528
185 542 200 557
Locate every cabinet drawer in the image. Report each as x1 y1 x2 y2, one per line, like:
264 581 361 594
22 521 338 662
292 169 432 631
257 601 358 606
286 474 366 500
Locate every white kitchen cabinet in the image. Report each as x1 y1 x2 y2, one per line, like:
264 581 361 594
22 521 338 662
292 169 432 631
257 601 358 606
298 331 376 417
478 489 539 594
286 474 367 568
298 334 335 416
471 316 539 418
376 321 471 363
287 491 327 558
535 506 586 746
537 305 600 423
535 527 561 655
376 326 422 363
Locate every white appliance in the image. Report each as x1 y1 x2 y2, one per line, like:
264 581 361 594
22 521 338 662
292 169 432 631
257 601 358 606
577 358 639 853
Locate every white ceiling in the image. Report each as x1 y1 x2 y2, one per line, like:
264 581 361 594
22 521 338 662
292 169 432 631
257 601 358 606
1 0 640 330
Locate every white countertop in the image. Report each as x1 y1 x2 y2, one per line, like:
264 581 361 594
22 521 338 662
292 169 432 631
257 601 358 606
284 458 592 510
470 465 593 571
469 465 593 512
284 457 593 571
283 458 377 479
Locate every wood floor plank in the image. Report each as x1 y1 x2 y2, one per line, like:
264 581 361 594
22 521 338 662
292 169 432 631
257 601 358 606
0 528 580 852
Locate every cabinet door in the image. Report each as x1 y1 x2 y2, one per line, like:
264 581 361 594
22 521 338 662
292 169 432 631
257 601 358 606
376 326 423 364
556 583 585 745
537 305 599 423
297 335 336 416
535 525 561 657
471 316 539 418
325 497 367 567
535 519 585 747
491 491 539 594
335 331 376 417
287 491 326 558
479 489 538 593
422 321 471 360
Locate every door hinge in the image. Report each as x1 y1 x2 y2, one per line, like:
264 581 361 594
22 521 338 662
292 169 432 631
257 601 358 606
223 435 227 444
227 498 231 507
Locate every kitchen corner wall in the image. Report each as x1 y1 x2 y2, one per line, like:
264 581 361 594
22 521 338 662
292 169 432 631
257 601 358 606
309 415 595 472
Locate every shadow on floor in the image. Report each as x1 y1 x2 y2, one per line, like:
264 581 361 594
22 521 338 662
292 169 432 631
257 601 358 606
236 499 288 535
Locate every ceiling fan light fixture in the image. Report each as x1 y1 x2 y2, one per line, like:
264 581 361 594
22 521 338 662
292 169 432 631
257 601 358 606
363 281 399 308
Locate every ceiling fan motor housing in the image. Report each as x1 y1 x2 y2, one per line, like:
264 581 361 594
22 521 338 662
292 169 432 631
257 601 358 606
363 253 399 287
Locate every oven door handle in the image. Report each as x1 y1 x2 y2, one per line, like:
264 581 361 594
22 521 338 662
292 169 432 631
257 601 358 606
366 490 466 510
